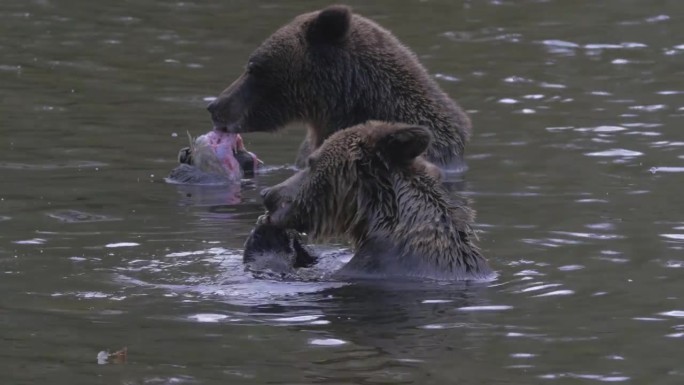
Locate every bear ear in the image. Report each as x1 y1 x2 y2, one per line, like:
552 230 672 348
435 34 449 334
375 124 432 165
306 5 352 44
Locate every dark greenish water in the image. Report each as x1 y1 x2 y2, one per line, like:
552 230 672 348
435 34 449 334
2 0 684 384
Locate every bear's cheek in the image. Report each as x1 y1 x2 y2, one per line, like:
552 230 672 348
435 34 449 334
245 93 294 132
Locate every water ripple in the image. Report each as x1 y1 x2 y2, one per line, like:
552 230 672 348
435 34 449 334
661 234 684 241
421 299 453 304
551 231 624 240
662 260 684 268
593 126 626 133
457 305 513 312
660 311 684 318
105 242 140 248
0 161 108 170
541 39 579 49
498 98 519 104
533 290 575 297
309 338 347 346
585 149 643 157
630 104 667 112
47 210 121 223
271 315 324 323
650 167 684 174
539 373 630 382
511 353 536 358
558 265 584 271
188 313 233 323
585 42 647 49
13 238 47 245
517 284 562 293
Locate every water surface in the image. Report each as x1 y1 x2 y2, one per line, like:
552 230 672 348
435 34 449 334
2 0 684 384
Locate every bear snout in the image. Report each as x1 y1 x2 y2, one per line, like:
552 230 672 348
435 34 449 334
261 187 282 214
206 99 219 114
207 73 253 132
261 185 295 226
207 99 225 130
206 98 236 132
259 187 271 201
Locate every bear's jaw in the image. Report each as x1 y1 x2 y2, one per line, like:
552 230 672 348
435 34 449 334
212 121 242 134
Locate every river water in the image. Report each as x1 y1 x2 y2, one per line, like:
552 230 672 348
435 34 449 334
1 0 683 384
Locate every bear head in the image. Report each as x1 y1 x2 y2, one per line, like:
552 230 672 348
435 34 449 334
260 120 439 239
206 5 459 153
259 120 491 280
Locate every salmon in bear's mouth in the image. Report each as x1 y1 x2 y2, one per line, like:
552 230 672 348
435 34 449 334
172 130 262 183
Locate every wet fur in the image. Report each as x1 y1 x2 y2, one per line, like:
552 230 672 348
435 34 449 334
262 121 493 281
208 5 471 170
243 222 317 271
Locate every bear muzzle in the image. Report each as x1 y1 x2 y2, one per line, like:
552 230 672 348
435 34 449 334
207 99 243 133
261 187 290 209
260 186 294 227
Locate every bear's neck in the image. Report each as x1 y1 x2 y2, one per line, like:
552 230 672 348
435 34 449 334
344 173 490 280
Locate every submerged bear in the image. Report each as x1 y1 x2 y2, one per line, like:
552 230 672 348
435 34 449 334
243 220 318 276
245 121 494 281
166 130 262 185
207 4 472 171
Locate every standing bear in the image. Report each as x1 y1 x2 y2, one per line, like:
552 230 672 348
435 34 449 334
207 5 471 170
256 121 493 281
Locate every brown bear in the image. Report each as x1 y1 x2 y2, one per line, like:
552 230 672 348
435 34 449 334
257 121 493 281
207 5 471 170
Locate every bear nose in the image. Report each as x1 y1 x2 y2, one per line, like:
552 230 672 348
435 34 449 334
260 187 271 200
206 99 218 114
260 187 279 213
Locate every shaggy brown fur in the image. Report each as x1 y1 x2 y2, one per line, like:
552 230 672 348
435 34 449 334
207 5 471 170
260 121 493 281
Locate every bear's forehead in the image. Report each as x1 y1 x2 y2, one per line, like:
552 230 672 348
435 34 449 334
325 130 363 147
267 15 311 45
315 133 364 159
256 34 297 56
254 12 389 63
